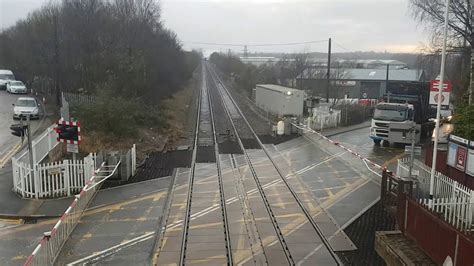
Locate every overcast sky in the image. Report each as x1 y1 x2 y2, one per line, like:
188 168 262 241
1 0 429 54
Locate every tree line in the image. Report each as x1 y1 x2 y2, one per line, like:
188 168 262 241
209 52 309 96
409 0 474 139
0 0 200 103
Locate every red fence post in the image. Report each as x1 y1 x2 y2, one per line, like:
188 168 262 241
397 186 406 233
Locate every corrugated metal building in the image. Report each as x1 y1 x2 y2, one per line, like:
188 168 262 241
255 84 304 117
297 67 425 99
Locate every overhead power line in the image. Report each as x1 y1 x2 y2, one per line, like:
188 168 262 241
333 40 351 52
184 39 328 47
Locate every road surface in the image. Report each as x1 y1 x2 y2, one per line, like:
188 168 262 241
0 90 43 164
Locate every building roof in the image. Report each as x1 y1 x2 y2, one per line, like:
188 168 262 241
241 57 278 62
256 84 302 94
301 68 424 82
352 59 407 65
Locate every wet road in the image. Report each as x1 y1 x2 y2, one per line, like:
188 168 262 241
327 123 454 172
0 90 43 163
328 127 405 172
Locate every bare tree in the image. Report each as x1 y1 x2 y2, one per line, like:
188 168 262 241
300 65 351 104
409 0 473 104
292 53 310 89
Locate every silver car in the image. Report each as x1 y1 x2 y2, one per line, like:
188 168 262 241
13 97 40 120
7 80 27 94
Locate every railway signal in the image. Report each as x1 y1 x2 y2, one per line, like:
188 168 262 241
10 124 27 138
55 118 81 144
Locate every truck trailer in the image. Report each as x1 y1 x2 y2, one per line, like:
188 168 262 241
370 81 435 145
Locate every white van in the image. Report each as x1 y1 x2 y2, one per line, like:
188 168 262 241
0 69 15 90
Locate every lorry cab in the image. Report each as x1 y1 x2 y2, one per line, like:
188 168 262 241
370 102 420 145
0 69 15 90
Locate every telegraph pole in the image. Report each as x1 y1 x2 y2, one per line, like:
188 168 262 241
386 64 390 102
53 14 61 107
326 38 332 103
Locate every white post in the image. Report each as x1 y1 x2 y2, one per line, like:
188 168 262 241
468 191 474 230
65 160 71 196
48 127 52 151
429 0 450 208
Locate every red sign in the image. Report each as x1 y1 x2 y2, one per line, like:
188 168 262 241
430 80 452 92
455 146 467 171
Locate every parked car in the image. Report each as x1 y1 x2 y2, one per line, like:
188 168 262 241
0 69 15 90
13 97 40 120
7 80 27 94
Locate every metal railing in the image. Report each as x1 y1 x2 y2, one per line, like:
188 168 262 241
23 161 121 266
397 158 473 233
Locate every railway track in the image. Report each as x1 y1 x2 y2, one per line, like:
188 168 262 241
206 62 342 265
153 65 233 265
154 61 343 265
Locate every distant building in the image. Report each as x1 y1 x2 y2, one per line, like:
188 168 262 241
240 57 278 66
307 58 409 70
297 67 426 99
255 84 304 116
346 59 408 69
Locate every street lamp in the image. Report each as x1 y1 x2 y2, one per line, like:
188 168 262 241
429 0 450 208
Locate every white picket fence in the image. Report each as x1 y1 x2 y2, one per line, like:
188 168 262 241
15 124 59 165
13 153 99 199
397 158 474 233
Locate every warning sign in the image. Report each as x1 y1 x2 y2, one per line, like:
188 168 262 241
429 80 451 107
456 146 467 171
430 80 452 92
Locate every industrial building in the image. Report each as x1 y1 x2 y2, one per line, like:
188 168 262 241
297 67 426 99
255 84 304 117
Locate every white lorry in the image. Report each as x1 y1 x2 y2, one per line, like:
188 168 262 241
370 82 435 145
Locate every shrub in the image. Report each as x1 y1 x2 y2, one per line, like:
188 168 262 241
73 91 165 139
453 104 474 140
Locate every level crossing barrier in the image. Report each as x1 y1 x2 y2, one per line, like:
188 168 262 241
291 122 384 171
23 160 121 266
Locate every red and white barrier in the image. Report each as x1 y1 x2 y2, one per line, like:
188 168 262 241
23 168 100 266
291 122 386 172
